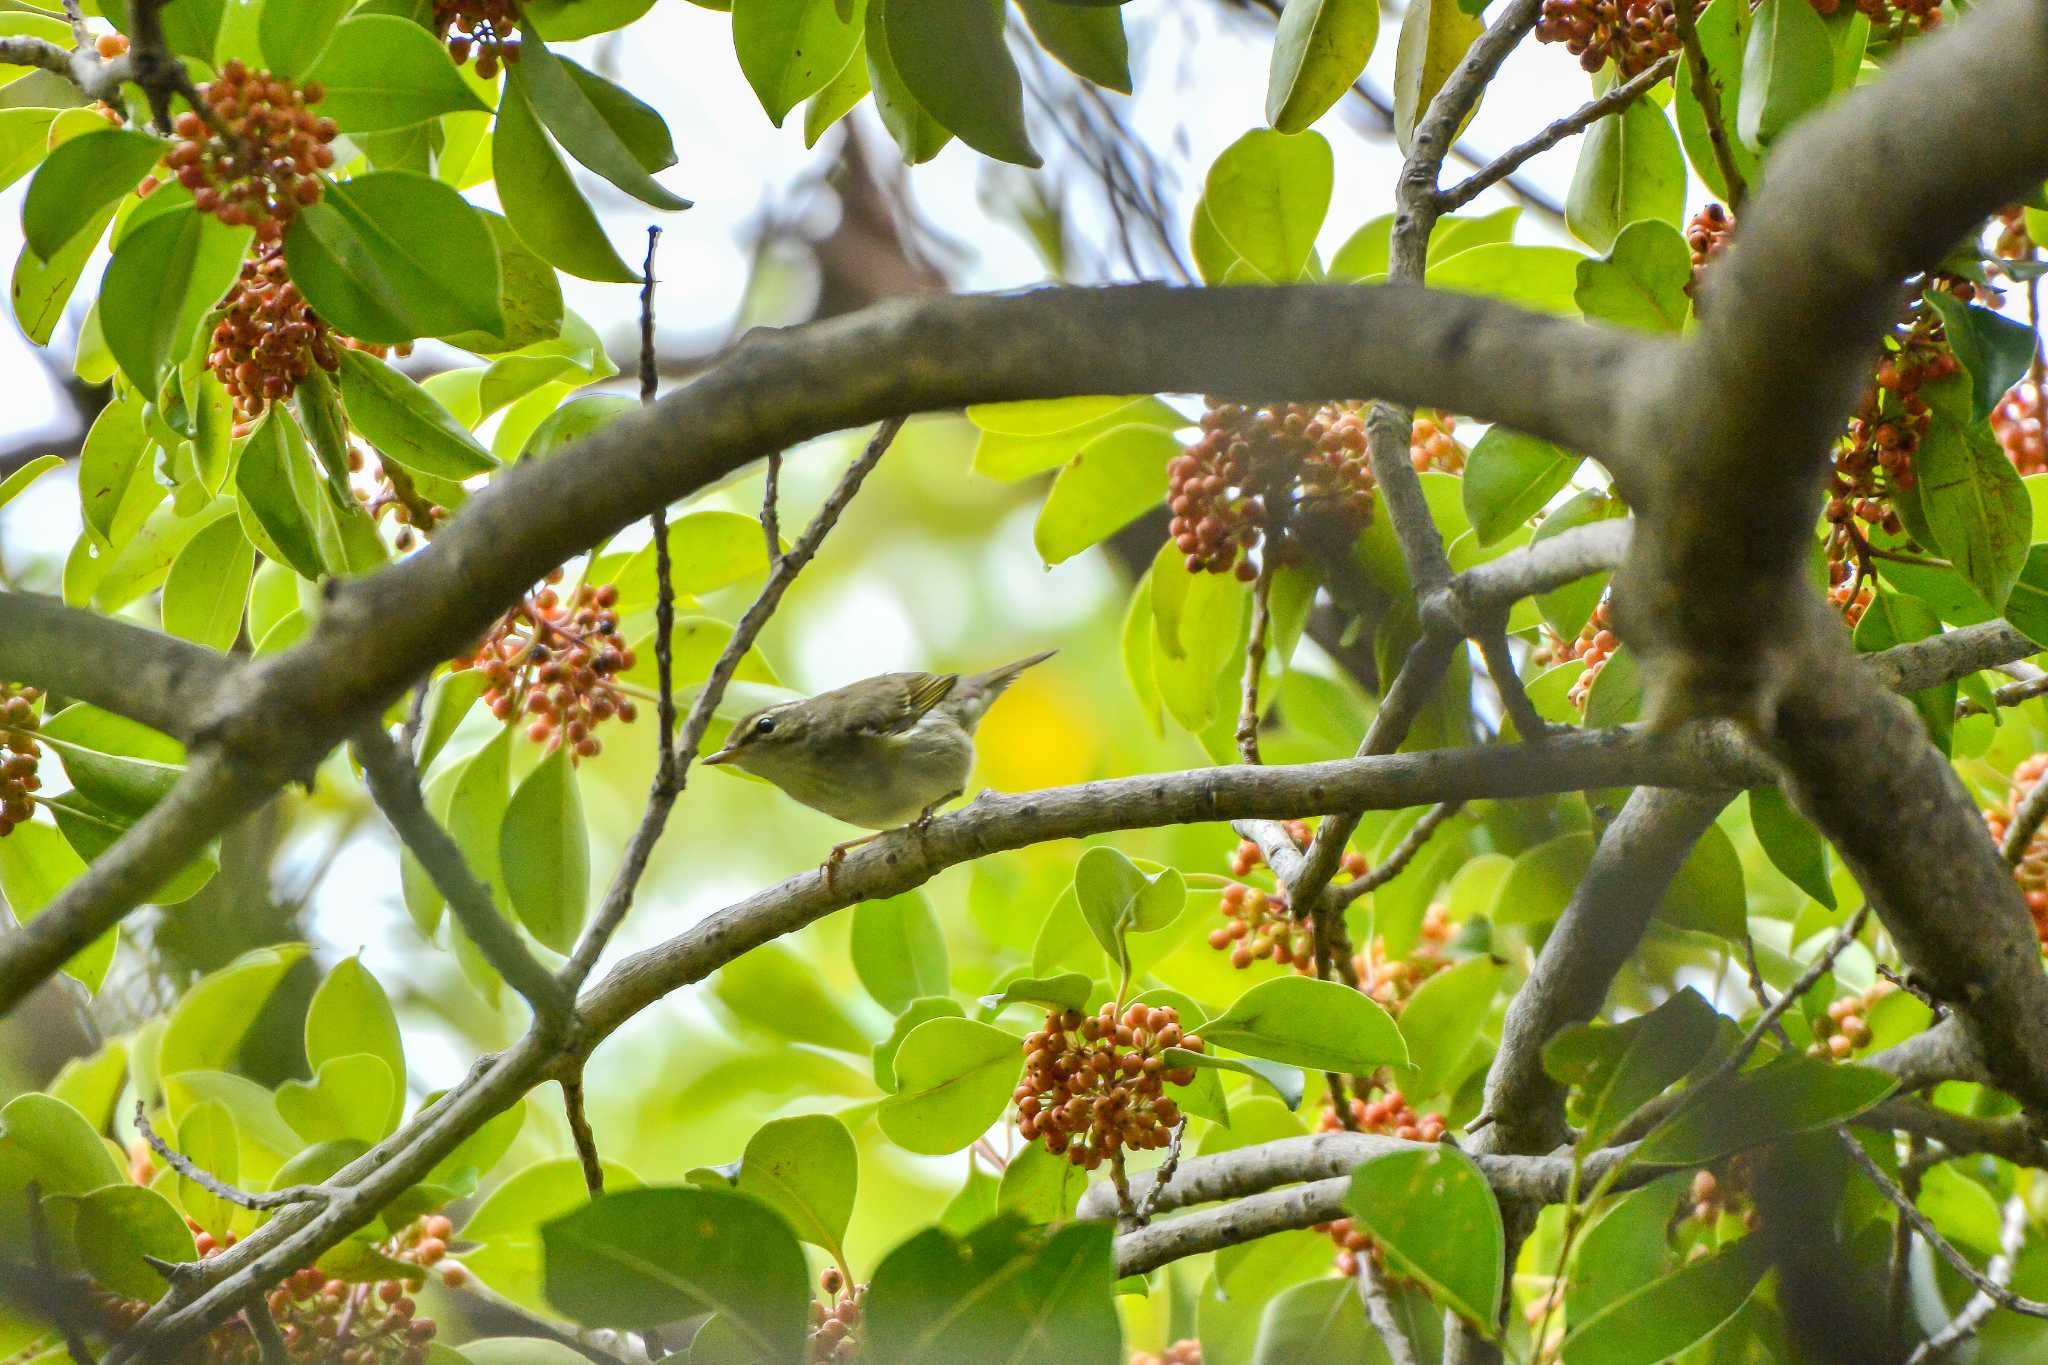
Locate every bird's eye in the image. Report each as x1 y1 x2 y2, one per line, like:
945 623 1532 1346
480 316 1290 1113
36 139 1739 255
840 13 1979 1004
754 716 776 736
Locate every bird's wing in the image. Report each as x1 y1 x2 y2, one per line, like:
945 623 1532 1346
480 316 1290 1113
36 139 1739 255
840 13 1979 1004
832 672 959 736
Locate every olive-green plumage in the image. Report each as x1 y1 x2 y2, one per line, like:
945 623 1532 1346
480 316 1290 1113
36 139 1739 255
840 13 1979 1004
702 650 1055 829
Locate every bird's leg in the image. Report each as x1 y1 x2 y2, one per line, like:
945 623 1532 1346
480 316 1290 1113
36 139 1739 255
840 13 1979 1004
822 831 884 891
910 790 961 859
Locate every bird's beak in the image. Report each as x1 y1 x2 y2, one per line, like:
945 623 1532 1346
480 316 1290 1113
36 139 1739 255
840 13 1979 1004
702 746 737 766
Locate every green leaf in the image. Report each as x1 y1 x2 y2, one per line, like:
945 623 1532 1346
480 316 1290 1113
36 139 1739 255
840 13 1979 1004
1149 538 1250 732
1265 0 1377 133
1345 1147 1504 1330
710 941 874 1052
874 997 964 1092
0 108 60 197
863 1217 1120 1362
978 972 1091 1014
462 1341 593 1365
1674 0 1762 201
463 1155 638 1312
2002 544 2048 649
1163 1046 1305 1108
495 69 637 283
1073 846 1185 977
804 38 870 147
520 394 638 461
160 512 253 651
1566 1171 1686 1326
875 1016 1022 1155
157 944 309 1079
874 0 1038 166
996 1137 1091 1224
736 1114 857 1264
542 1186 809 1356
1565 99 1685 254
863 1 950 164
1925 291 2038 424
1543 986 1722 1148
1532 490 1626 637
444 211 569 354
1748 786 1834 907
1426 242 1585 315
15 196 116 347
102 208 250 393
1199 974 1407 1073
261 0 353 79
0 1093 127 1212
235 405 326 580
305 15 490 132
1737 0 1832 149
735 0 864 124
1492 830 1593 925
1574 219 1691 332
1249 1277 1373 1362
1395 955 1503 1103
500 746 590 954
277 1053 397 1145
1638 1057 1895 1165
852 891 949 1013
176 1098 239 1240
1559 1236 1769 1365
67 1183 197 1299
77 394 155 548
1915 408 2029 612
306 956 406 1133
519 28 692 207
608 509 773 597
337 347 499 479
1656 820 1745 939
969 395 1184 480
522 0 659 38
1390 0 1483 154
1019 0 1130 93
561 57 679 172
285 171 505 343
0 824 116 992
1033 423 1177 565
22 128 167 261
1197 128 1331 282
447 726 514 911
1462 428 1580 545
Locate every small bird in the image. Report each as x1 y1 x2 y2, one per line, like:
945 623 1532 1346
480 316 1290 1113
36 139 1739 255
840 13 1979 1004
703 650 1056 865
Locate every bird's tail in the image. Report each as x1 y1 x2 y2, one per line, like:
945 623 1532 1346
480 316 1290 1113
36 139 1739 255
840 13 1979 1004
950 649 1057 725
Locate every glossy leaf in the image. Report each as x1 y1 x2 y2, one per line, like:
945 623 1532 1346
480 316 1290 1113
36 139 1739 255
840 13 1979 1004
542 1186 809 1355
1674 0 1761 201
286 171 505 343
445 211 569 354
261 0 354 79
1033 423 1178 565
1532 490 1626 637
1656 819 1745 939
1565 99 1685 254
1199 974 1407 1073
0 823 116 992
1748 786 1834 907
735 0 864 124
305 16 492 131
1266 0 1377 133
1543 986 1721 1148
464 1155 640 1313
864 1 950 164
804 39 870 147
1248 1276 1373 1363
338 348 499 479
102 208 250 393
1637 1056 1895 1165
160 512 253 651
875 0 1038 166
1925 291 2038 423
158 944 310 1078
447 726 514 912
22 128 167 261
1426 242 1585 315
521 394 639 461
1019 0 1130 93
1395 955 1503 1102
1915 408 2028 612
1737 0 1832 149
852 891 949 1013
1463 428 1580 545
995 1136 1091 1224
496 70 637 282
500 746 590 954
1574 219 1691 331
305 957 406 1133
519 30 691 207
235 405 325 580
970 395 1184 480
1197 128 1331 282
863 1216 1120 1361
1074 845 1185 974
1345 1147 1504 1330
1390 0 1483 154
68 1183 197 1299
874 996 964 1092
1559 1236 1768 1364
875 1016 1021 1154
277 1053 397 1145
176 1098 240 1240
736 1114 857 1263
978 972 1091 1014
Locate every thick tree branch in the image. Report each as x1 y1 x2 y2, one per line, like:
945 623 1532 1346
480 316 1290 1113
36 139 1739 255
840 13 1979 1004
0 592 233 743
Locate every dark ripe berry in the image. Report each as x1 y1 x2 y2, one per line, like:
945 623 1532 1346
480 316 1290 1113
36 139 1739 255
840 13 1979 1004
169 68 334 240
1536 0 1693 76
434 0 522 68
451 578 639 764
1167 400 1377 576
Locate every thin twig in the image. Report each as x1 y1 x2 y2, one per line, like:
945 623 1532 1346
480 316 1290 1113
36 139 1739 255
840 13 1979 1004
133 1102 329 1212
400 681 430 762
1838 1127 2048 1321
1478 627 1550 741
1673 0 1748 212
352 726 574 1021
2003 769 2048 864
557 417 905 989
1438 52 1681 211
1962 671 2048 718
243 1293 290 1365
1889 1132 1924 1354
641 228 679 807
1357 1254 1423 1365
1109 1151 1137 1223
563 1071 605 1196
1336 800 1465 906
1738 930 1793 1047
762 450 783 564
1132 1119 1187 1226
1908 1193 2030 1361
1877 964 1951 1019
1237 558 1274 765
27 1185 94 1365
58 0 90 50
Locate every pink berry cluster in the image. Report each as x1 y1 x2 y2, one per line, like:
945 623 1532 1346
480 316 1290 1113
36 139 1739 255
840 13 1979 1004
1167 399 1376 578
1013 1004 1203 1171
1353 904 1453 1013
1409 412 1465 473
454 574 640 761
1985 752 2048 949
809 1267 864 1363
1995 380 2046 476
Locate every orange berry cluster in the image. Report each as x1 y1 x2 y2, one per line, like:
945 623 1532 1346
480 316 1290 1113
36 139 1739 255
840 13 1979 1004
1806 978 1894 1061
1168 399 1376 578
1809 0 1939 31
210 250 336 427
166 64 337 243
1131 1343 1203 1365
253 1266 439 1363
1994 380 2047 476
1985 752 2048 948
1827 580 1874 627
1824 289 1968 576
1994 205 2037 270
0 685 43 838
1684 204 1734 302
1353 904 1453 1013
1211 826 1368 972
1535 0 1695 75
1546 596 1616 711
435 0 524 77
455 574 639 761
1409 412 1465 474
808 1267 864 1363
350 447 447 552
1318 1085 1447 1144
1012 1004 1203 1170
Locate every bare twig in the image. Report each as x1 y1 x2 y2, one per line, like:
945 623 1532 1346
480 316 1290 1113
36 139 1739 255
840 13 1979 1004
1876 964 1951 1019
562 1071 606 1196
557 417 904 989
243 1292 290 1365
1438 52 1681 211
399 681 429 762
1908 1193 2030 1362
1358 1254 1423 1365
1961 671 2048 717
1132 1119 1187 1227
352 727 574 1022
1478 627 1550 741
1337 800 1466 906
1674 0 1748 211
58 0 90 50
1837 1128 2048 1322
2003 766 2048 864
1237 558 1274 765
134 1102 330 1213
762 450 783 564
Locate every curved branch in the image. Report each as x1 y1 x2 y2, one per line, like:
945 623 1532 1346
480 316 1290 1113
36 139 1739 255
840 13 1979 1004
0 592 234 743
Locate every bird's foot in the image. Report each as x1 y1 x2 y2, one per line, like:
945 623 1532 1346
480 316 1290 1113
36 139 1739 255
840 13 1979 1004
821 832 882 892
